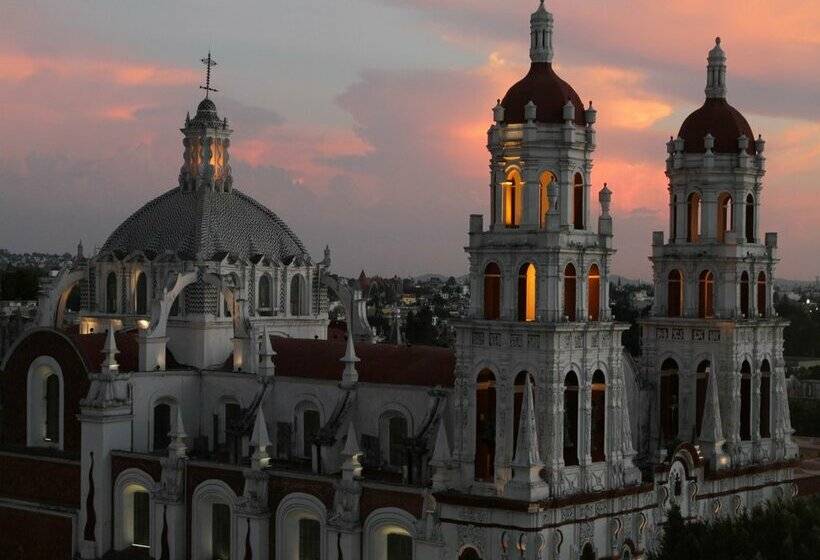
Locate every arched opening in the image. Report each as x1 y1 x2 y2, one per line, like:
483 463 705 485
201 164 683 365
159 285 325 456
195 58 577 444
740 361 752 441
591 370 606 463
459 547 481 560
563 371 579 466
717 193 733 242
573 173 584 229
745 194 755 243
483 263 501 320
517 263 537 322
152 403 171 452
298 518 321 560
131 487 150 549
379 413 408 469
564 263 577 321
757 271 767 318
581 542 596 560
301 407 320 459
513 372 535 452
588 264 601 321
474 370 496 481
698 270 715 318
258 274 273 316
106 271 118 313
211 502 231 560
539 171 555 228
760 360 771 438
27 358 63 449
135 272 147 315
290 274 306 316
668 270 683 317
44 374 60 443
687 192 702 242
503 169 523 228
386 532 413 560
695 360 710 438
660 359 679 443
671 194 678 240
740 271 750 318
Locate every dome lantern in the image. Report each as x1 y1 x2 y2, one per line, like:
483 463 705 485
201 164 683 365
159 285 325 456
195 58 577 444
530 0 554 64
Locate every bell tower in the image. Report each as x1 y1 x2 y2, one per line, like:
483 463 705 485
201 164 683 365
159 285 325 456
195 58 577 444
640 38 798 470
448 1 640 501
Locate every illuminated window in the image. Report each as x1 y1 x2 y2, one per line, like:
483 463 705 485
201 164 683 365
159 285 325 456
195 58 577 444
660 359 679 443
695 360 710 437
757 271 767 317
588 264 601 321
760 360 771 438
475 370 496 481
563 371 579 466
590 370 606 463
745 194 755 243
668 270 683 317
573 173 584 229
698 270 715 318
386 533 413 560
483 263 501 320
740 361 751 441
135 272 147 315
539 171 555 228
503 169 523 228
517 263 536 321
740 271 750 318
687 192 702 242
564 264 577 321
717 193 732 242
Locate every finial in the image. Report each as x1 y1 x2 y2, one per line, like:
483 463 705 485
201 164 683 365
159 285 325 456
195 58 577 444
250 409 271 468
340 334 360 389
101 326 119 373
200 51 219 99
715 36 721 46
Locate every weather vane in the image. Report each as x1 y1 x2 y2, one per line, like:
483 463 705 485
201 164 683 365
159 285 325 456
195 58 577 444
200 51 218 98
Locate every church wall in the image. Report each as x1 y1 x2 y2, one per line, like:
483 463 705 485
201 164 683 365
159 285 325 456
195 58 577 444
0 451 81 507
0 504 75 560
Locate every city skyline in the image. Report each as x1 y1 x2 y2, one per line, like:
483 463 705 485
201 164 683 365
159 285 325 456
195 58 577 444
1 0 818 279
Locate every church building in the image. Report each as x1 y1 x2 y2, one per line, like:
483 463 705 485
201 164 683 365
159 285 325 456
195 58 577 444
0 3 804 559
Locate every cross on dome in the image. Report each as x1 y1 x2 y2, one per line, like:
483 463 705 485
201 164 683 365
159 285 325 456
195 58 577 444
199 51 218 98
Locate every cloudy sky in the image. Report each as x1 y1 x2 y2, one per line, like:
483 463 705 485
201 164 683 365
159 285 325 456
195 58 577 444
1 0 818 279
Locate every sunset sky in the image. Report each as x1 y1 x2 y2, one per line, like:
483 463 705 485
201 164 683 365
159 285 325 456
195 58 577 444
1 0 819 280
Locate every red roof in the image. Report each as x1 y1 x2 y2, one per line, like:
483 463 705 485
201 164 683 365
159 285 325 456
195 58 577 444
270 337 455 387
678 98 755 154
64 329 180 372
501 62 586 125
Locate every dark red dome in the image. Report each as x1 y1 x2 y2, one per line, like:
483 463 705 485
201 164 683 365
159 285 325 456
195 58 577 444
501 62 586 125
678 98 755 154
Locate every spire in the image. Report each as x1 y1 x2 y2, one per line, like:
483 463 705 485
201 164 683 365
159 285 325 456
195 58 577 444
250 408 271 469
507 376 549 501
100 327 119 374
705 37 727 99
698 358 729 470
530 1 554 64
77 240 84 259
258 327 276 379
341 421 363 481
430 419 451 491
340 334 360 389
168 407 188 459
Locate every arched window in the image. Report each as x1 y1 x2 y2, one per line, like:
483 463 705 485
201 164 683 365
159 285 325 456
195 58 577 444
740 361 752 441
152 403 171 452
695 360 710 438
380 413 408 469
475 370 496 481
760 360 771 438
517 263 537 322
459 548 481 560
290 274 306 316
513 372 535 452
687 192 701 242
298 518 321 560
660 359 679 443
483 263 501 320
668 270 683 317
132 489 150 549
671 194 678 240
740 271 750 318
106 271 118 313
588 264 601 321
212 503 231 559
564 264 577 321
581 543 596 560
573 173 584 229
563 371 579 466
745 194 755 243
135 272 147 315
590 370 606 463
539 171 555 228
504 169 523 228
717 193 732 242
258 274 273 316
698 270 715 318
301 408 320 459
44 374 60 443
757 271 767 318
386 533 413 560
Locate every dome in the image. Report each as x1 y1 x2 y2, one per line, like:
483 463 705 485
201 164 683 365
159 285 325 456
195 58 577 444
100 188 309 263
678 98 755 154
197 98 216 113
501 62 586 125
